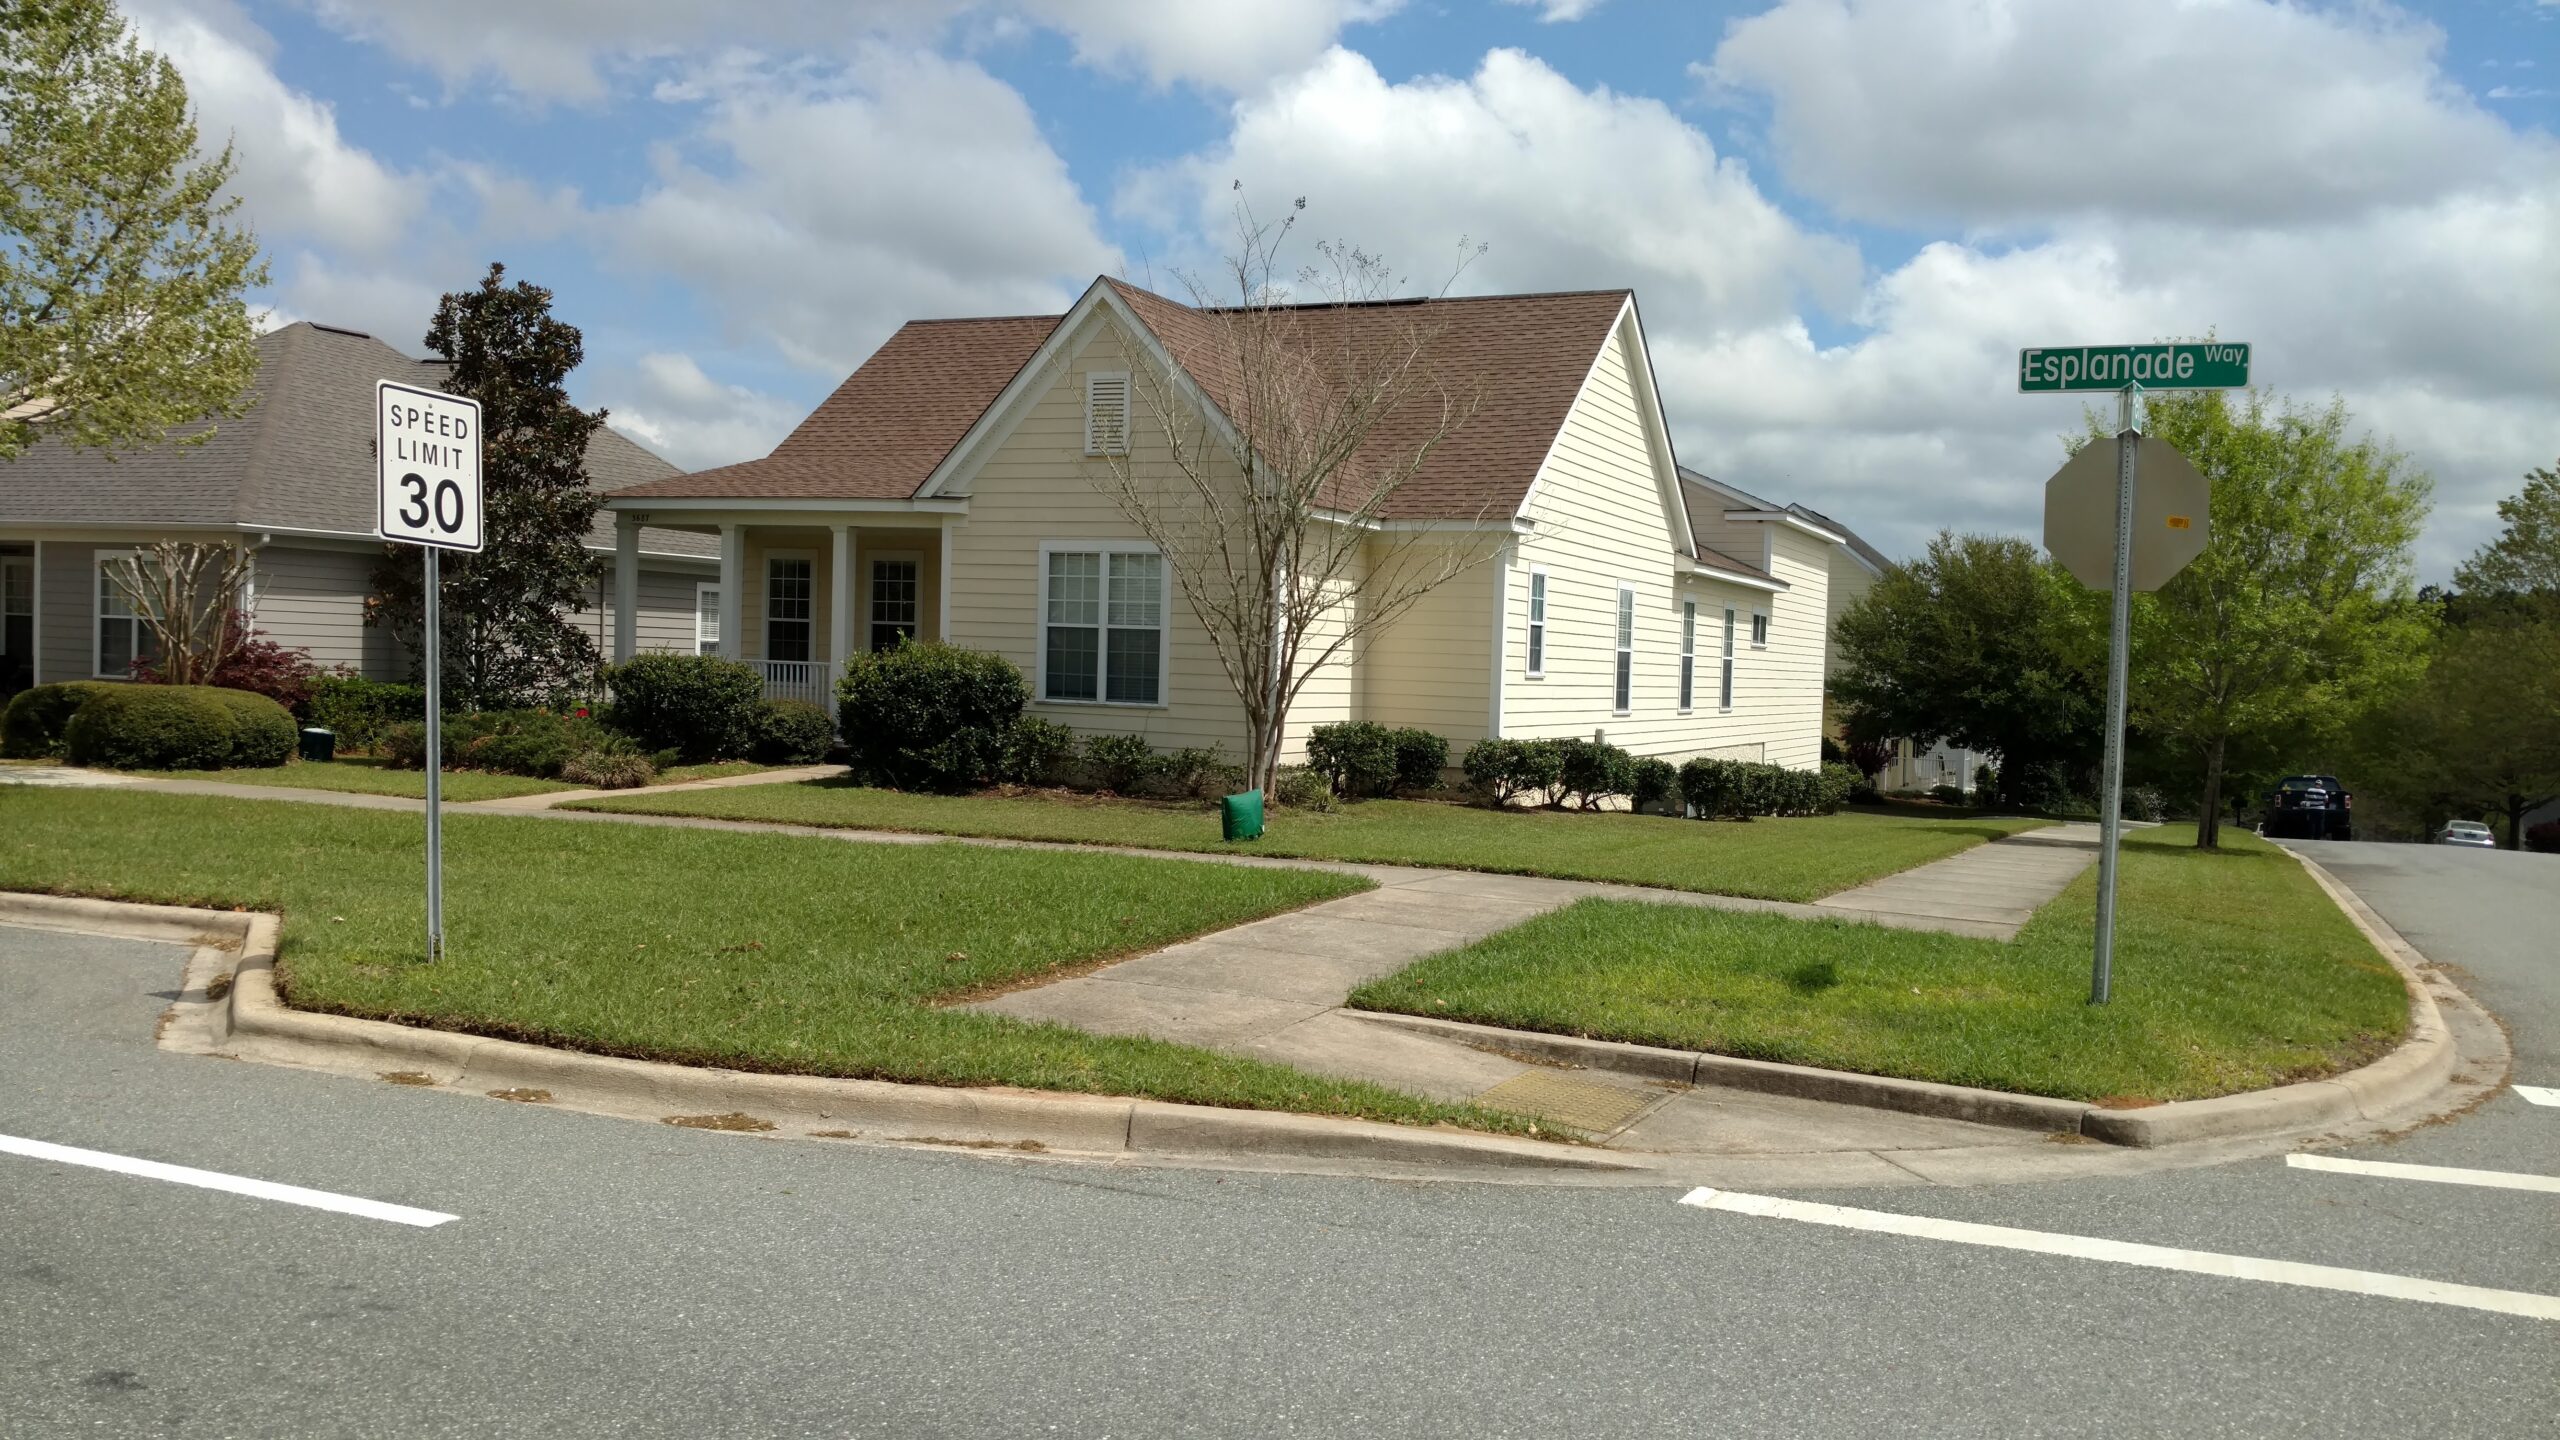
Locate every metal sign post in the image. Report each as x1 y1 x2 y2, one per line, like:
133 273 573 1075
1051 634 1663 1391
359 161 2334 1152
2027 342 2243 1003
375 379 484 963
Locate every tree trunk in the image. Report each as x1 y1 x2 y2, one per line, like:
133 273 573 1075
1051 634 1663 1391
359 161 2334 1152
2196 735 2227 849
2507 791 2525 851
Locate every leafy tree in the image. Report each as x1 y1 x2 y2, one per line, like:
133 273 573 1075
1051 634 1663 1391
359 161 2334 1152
1832 532 2105 810
2454 458 2560 611
1 0 264 461
367 264 606 709
2104 390 2433 847
100 538 248 681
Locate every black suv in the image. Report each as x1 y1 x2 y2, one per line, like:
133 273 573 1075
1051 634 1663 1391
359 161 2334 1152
2263 775 2353 840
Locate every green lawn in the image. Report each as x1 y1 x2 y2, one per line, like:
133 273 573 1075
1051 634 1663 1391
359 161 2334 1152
0 788 1526 1130
572 781 2046 902
653 761 797 786
142 757 574 801
1348 826 2406 1102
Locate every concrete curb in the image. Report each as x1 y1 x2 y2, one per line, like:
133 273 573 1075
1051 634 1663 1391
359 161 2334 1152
0 892 1632 1177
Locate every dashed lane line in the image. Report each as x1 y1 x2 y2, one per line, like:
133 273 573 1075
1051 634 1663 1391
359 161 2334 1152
2285 1152 2560 1194
0 1133 459 1228
1676 1187 2560 1323
2513 1085 2560 1108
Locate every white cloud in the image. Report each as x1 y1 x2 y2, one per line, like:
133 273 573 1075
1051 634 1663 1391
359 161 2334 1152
1012 0 1400 91
1123 47 1860 336
1703 0 2536 228
592 353 804 471
604 48 1120 373
123 0 422 254
1503 0 1608 20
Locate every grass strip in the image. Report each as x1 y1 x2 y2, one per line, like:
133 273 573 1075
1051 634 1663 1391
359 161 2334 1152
1348 826 2405 1102
139 757 572 801
574 779 2045 902
1 788 1527 1131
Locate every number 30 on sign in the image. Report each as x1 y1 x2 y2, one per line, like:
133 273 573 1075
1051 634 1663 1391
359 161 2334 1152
375 380 484 553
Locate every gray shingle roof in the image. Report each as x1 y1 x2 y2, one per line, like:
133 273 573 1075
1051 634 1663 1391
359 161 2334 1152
0 321 710 559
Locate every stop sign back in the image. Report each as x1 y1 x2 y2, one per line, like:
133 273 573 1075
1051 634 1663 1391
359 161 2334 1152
2043 432 2211 591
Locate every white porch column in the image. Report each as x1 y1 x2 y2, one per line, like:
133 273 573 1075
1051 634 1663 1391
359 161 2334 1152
612 513 640 662
828 523 854 673
937 517 955 641
717 524 745 662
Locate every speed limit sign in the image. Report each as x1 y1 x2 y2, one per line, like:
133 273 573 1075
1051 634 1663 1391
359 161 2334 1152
376 379 483 552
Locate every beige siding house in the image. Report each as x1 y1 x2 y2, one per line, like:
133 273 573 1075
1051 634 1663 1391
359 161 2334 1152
605 278 1850 771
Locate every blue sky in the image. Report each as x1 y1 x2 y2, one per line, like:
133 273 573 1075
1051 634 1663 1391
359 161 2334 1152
125 0 2559 580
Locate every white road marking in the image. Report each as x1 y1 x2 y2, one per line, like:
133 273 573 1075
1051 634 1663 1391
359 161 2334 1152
2285 1152 2560 1194
1676 1187 2560 1323
2514 1085 2560 1108
0 1133 458 1228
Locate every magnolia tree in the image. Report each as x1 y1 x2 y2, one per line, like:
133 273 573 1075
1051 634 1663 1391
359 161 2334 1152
1086 201 1496 794
100 539 251 682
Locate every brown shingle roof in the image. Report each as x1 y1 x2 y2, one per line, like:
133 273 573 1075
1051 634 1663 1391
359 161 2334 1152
610 315 1058 501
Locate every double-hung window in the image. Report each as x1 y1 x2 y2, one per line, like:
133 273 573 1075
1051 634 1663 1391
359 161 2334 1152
1042 545 1163 705
1612 584 1635 714
694 583 721 655
1751 610 1770 648
1525 570 1547 678
95 553 160 678
765 556 813 664
1679 600 1697 712
1719 605 1737 710
868 556 919 652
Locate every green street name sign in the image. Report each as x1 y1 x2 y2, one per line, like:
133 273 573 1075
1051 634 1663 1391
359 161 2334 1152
2018 342 2250 393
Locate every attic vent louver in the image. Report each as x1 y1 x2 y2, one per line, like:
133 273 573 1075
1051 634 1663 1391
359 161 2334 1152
1084 371 1130 456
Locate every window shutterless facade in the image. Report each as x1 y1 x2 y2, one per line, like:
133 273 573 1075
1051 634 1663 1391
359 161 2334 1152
1719 604 1737 710
1613 583 1635 714
1751 610 1769 648
868 555 919 652
765 555 814 663
1679 599 1696 712
94 552 160 678
1525 569 1546 677
694 583 721 655
1040 543 1164 705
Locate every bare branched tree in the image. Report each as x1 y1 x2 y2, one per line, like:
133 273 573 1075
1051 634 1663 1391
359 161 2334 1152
1087 198 1502 792
101 539 250 683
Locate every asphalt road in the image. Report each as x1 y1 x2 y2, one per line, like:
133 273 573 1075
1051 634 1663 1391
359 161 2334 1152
3 842 2553 1437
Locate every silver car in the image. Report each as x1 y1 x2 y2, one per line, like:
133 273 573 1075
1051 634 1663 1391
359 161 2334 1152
2436 820 2498 849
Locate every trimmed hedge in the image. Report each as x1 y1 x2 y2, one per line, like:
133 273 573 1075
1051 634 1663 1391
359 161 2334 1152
997 716 1076 786
382 709 628 780
1676 755 1852 819
1462 737 1564 806
836 642 1026 792
608 654 766 762
62 685 293 771
1391 728 1449 793
750 698 836 765
1083 733 1159 793
2 680 118 759
1307 721 1397 798
1631 756 1679 813
303 676 427 751
1554 738 1636 810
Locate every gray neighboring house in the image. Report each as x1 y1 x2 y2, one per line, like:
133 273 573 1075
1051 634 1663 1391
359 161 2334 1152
0 321 715 694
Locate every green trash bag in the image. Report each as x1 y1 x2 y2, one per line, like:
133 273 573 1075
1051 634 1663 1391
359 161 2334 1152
1221 789 1266 842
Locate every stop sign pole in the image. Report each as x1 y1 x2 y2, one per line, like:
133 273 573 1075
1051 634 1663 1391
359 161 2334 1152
2025 342 2242 1003
375 379 485 962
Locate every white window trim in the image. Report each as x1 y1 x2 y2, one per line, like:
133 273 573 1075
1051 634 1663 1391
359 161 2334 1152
763 549 818 664
1612 582 1635 717
694 581 721 656
94 549 144 679
1083 370 1131 456
1678 598 1696 715
1035 539 1170 709
1524 567 1548 679
1750 607 1770 650
1719 604 1737 713
864 549 924 653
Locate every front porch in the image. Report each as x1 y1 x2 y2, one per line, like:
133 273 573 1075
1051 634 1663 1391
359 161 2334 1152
608 510 958 710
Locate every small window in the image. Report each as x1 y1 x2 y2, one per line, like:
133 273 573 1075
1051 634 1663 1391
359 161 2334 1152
765 556 813 664
95 553 162 678
1679 600 1696 712
868 556 919 652
1751 611 1769 648
1084 371 1130 456
1525 569 1547 678
695 583 721 656
1719 605 1737 710
1042 545 1163 705
1612 584 1635 714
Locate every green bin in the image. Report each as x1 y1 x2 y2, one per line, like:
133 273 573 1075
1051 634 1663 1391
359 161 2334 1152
1220 789 1266 842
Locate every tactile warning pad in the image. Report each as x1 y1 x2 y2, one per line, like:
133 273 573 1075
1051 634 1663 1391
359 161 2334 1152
1474 1070 1654 1134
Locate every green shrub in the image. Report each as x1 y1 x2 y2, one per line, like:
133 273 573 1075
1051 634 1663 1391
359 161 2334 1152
562 747 656 789
1678 756 1734 817
1270 765 1335 811
607 654 765 762
835 643 1027 792
204 688 295 768
750 698 836 765
301 676 427 751
1974 762 1999 796
382 709 612 779
997 716 1076 786
1462 737 1565 806
1817 762 1861 814
1083 733 1161 793
1631 756 1679 813
3 681 117 758
1555 738 1636 810
1156 746 1235 800
2123 785 2166 823
1929 783 1967 805
1390 728 1449 793
64 686 235 770
1306 721 1398 798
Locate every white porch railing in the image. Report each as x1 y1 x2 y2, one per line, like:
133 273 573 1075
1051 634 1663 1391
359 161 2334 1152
758 660 832 711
